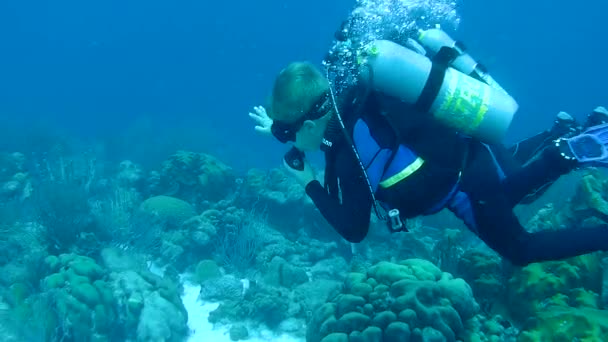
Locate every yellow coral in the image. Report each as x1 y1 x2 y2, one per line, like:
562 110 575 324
519 306 608 341
507 253 602 323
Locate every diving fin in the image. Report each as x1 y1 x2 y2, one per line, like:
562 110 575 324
560 122 608 165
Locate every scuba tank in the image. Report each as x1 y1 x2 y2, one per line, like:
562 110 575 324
359 39 518 144
418 28 506 93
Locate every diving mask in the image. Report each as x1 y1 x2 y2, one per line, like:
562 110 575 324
271 90 333 143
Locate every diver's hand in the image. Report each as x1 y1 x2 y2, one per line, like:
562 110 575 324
248 105 273 137
283 158 316 187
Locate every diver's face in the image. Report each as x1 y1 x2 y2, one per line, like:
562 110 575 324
294 119 325 152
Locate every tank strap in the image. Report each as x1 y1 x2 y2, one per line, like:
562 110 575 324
415 62 446 113
414 46 459 113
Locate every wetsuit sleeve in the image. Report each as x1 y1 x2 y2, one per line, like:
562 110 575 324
304 156 373 243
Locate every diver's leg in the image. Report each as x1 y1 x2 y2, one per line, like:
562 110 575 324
508 131 554 165
509 108 608 204
501 143 576 207
508 111 579 165
504 106 607 164
472 194 608 266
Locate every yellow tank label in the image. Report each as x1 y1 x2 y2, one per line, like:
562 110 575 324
367 44 380 56
435 69 490 134
357 43 380 65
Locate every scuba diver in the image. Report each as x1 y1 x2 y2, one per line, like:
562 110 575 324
248 28 608 267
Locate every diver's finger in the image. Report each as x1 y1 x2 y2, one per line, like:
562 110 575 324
253 106 268 117
248 112 265 124
254 126 272 136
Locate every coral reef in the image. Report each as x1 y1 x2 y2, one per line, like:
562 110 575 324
508 254 602 317
3 139 608 342
518 306 608 341
238 168 329 239
306 259 480 342
457 249 505 313
149 150 236 206
527 169 608 230
139 195 197 229
22 254 118 340
101 247 189 341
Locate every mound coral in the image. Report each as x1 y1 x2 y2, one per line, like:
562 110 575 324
31 254 117 340
457 249 505 312
139 195 197 229
306 259 479 342
152 150 236 205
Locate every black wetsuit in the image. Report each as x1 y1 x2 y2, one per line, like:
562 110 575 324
305 93 608 266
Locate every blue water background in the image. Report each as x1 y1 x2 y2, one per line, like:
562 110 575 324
0 0 606 171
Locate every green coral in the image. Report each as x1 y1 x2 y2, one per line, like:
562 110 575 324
519 306 608 341
14 253 119 341
229 324 249 341
457 249 504 312
208 281 291 329
461 314 514 342
158 150 235 204
507 253 602 322
507 252 608 341
527 171 608 232
193 259 222 283
572 170 608 221
307 259 479 342
139 195 196 229
240 167 314 231
243 168 305 204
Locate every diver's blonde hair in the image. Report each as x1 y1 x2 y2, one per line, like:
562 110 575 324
269 62 330 123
